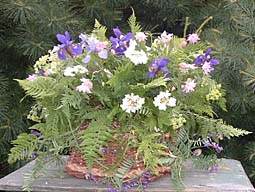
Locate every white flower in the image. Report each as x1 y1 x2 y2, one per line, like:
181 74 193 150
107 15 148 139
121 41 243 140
125 49 148 65
124 40 148 65
64 65 88 76
74 65 88 74
159 31 173 45
169 97 177 107
64 67 76 77
120 93 145 113
153 91 176 110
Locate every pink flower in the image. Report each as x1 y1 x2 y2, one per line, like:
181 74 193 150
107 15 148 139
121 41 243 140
179 63 197 73
76 78 93 93
202 61 213 75
135 32 147 42
26 74 37 81
181 41 187 48
183 78 196 93
96 41 107 50
187 33 200 44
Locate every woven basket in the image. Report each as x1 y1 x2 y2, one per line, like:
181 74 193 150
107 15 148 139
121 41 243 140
64 122 171 183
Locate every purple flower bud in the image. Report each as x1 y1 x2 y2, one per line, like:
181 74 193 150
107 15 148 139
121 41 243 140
208 165 220 172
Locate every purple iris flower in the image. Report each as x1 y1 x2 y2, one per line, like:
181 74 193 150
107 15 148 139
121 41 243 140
110 27 133 56
203 140 223 153
79 33 108 63
31 129 41 137
194 48 220 66
56 31 83 60
148 58 170 78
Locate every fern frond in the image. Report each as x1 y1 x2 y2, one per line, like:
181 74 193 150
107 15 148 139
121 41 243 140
109 158 135 189
60 91 82 110
107 63 134 96
139 106 152 116
23 153 64 192
137 133 169 172
128 8 142 34
8 133 37 164
79 119 114 170
192 114 251 140
192 154 218 170
92 19 107 41
16 77 58 99
131 77 168 92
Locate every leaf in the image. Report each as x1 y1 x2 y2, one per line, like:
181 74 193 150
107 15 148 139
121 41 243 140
128 8 142 34
92 19 107 41
16 77 58 99
8 133 37 164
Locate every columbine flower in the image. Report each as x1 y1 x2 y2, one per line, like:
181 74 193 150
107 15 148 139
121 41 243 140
135 32 147 42
120 93 145 113
153 91 176 111
183 78 196 93
110 28 133 56
148 58 170 78
26 74 37 81
76 78 93 94
179 63 197 73
56 31 83 60
187 33 200 44
159 31 173 45
79 34 108 63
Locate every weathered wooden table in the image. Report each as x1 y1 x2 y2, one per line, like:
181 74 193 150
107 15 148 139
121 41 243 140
0 158 254 192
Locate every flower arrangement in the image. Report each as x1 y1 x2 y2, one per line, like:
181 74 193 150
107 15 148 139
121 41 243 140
8 13 250 191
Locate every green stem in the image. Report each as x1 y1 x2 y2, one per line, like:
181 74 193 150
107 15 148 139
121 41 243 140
183 17 190 38
196 16 213 35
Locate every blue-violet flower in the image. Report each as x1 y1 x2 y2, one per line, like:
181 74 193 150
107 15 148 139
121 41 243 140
56 31 83 60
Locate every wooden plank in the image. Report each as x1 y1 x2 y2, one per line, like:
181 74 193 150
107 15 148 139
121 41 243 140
0 157 254 192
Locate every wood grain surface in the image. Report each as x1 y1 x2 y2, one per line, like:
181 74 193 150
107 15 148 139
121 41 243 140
0 157 254 192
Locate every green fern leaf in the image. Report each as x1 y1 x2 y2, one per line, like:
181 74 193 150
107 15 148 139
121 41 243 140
16 77 58 99
92 19 107 41
137 133 169 172
8 133 37 164
128 8 142 34
79 119 114 170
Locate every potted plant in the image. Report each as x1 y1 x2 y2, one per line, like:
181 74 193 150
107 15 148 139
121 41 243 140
8 13 250 191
